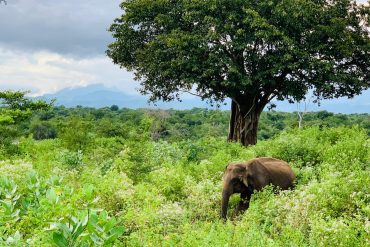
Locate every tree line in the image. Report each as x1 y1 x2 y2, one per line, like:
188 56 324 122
1 92 368 157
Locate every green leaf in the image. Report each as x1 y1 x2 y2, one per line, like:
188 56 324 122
90 234 101 245
46 188 58 204
83 184 94 200
103 219 115 232
55 223 72 236
52 232 69 247
104 226 125 245
72 222 85 241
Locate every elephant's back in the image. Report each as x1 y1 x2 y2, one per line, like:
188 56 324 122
251 157 296 189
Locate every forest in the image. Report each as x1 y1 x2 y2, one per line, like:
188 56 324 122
0 95 369 246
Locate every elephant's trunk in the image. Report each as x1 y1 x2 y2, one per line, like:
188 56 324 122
221 188 232 220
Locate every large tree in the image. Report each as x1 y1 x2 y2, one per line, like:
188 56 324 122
0 90 51 154
0 91 51 125
107 0 370 146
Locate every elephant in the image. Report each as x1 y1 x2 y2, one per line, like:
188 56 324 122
221 157 295 220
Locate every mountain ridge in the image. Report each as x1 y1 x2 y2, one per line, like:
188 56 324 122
35 84 370 113
36 84 213 110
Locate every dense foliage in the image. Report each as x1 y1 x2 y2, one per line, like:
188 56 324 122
0 105 369 246
107 0 370 145
7 105 370 146
0 91 51 157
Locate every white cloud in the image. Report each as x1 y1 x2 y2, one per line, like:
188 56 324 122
0 48 139 96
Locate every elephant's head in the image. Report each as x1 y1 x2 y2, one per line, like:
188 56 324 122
221 163 250 220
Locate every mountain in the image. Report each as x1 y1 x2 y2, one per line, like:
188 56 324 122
37 84 213 109
36 84 370 113
38 84 143 108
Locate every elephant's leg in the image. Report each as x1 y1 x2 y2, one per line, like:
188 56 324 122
231 192 250 220
238 191 250 212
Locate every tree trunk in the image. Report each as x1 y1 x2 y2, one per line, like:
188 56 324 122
228 99 263 146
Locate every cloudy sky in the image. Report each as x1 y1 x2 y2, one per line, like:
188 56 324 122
0 0 369 112
0 0 138 95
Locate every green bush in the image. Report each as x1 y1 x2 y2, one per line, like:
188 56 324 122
31 122 57 140
58 149 84 170
0 125 22 158
59 117 93 151
0 125 369 246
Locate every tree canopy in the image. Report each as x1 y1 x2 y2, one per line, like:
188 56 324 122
0 91 51 124
107 0 370 145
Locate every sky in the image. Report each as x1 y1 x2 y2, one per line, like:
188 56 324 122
0 0 369 112
0 0 138 96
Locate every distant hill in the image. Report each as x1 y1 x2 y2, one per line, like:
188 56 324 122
36 84 214 109
38 84 144 108
36 84 370 113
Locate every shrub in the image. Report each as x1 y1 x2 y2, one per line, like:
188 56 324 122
59 117 92 151
0 125 368 246
58 150 84 170
31 122 57 140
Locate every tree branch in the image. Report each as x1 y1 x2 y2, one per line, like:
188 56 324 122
178 89 203 98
